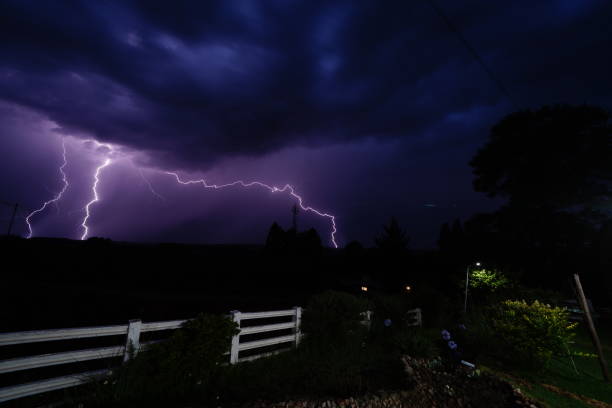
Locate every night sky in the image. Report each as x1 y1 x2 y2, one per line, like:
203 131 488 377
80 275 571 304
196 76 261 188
1 0 611 248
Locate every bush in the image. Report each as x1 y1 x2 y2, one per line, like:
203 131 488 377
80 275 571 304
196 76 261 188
367 294 438 358
301 290 370 351
78 313 238 406
215 336 406 404
215 292 405 404
369 294 410 331
391 329 440 358
409 284 453 328
469 269 511 292
482 300 577 369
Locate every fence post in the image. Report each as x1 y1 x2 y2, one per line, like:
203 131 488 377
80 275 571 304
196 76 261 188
293 306 302 347
574 274 610 382
416 308 422 327
230 311 241 364
123 319 142 363
364 311 372 330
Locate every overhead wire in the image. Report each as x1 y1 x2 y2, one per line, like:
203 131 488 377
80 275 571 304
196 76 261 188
425 0 519 109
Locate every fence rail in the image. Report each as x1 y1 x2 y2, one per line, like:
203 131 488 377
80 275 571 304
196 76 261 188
0 324 130 347
0 369 111 403
0 306 422 403
0 308 302 403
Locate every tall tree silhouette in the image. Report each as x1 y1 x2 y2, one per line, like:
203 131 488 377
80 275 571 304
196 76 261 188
466 105 611 292
470 104 611 214
375 217 410 253
265 222 286 250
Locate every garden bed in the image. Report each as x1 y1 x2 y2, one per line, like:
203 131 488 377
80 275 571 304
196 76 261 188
237 356 542 408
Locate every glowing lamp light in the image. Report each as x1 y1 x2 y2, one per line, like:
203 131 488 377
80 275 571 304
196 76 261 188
405 285 412 292
360 286 368 292
476 262 481 267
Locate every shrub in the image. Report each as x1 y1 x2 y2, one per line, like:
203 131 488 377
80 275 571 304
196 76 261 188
391 329 440 358
215 336 406 404
79 313 238 406
369 294 410 330
212 291 404 403
469 269 511 292
367 294 438 358
408 284 453 328
483 300 577 369
301 290 370 351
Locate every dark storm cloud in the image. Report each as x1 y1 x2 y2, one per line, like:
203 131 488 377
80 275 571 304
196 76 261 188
1 0 611 171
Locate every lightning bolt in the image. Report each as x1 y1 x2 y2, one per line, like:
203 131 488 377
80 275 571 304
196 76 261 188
139 168 166 201
80 158 112 240
166 171 338 248
27 137 340 247
25 139 70 238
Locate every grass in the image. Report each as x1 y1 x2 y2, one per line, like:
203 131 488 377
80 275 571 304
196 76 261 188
489 324 612 408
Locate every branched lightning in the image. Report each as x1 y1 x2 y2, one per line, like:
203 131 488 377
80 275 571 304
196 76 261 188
80 158 112 240
139 168 166 201
25 139 70 238
26 137 340 247
166 171 338 248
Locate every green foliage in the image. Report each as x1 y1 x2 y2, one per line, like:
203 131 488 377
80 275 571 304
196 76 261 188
464 268 514 308
508 286 564 305
215 291 407 404
369 294 410 331
469 269 511 291
80 313 238 406
390 329 440 358
215 340 405 404
301 290 370 350
483 300 578 370
368 294 439 358
69 292 435 406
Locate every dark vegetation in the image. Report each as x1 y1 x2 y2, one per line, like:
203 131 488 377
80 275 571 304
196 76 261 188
1 104 611 407
60 291 542 408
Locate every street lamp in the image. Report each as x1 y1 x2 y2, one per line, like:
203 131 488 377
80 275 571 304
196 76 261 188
464 262 481 314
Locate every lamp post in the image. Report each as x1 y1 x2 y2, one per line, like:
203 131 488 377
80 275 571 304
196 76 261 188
464 262 481 314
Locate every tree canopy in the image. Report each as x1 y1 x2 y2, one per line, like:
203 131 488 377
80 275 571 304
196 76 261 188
470 104 612 213
375 217 410 253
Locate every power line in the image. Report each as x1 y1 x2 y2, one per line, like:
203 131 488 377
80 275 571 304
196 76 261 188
425 0 519 109
0 199 34 213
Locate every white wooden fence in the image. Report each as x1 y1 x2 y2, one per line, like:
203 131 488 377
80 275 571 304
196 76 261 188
0 306 421 404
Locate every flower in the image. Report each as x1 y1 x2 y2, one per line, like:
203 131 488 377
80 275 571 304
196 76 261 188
441 329 451 340
447 340 457 350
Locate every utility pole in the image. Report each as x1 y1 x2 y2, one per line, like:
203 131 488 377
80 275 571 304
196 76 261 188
7 203 18 236
464 262 481 314
464 264 470 314
291 204 299 232
574 274 610 383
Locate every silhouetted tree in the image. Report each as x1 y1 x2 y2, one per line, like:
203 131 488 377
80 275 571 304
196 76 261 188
296 228 323 253
265 222 286 250
466 104 611 292
438 218 469 266
375 217 409 254
265 222 323 254
344 240 364 255
438 222 452 252
374 217 410 291
470 104 611 214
